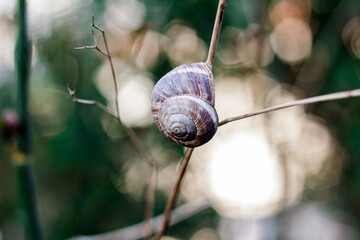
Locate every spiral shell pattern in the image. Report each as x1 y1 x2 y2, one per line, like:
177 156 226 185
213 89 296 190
151 62 218 147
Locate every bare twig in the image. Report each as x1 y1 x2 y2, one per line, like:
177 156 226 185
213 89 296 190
67 85 117 117
73 17 159 239
89 16 121 121
205 0 227 67
67 197 210 240
155 147 195 240
144 165 158 239
73 28 109 57
219 88 360 126
69 86 158 239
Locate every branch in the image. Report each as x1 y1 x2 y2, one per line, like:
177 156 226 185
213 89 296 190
68 197 210 240
15 0 45 239
205 0 227 67
155 147 195 240
67 85 118 117
144 165 158 239
89 16 121 121
73 17 158 239
219 88 360 126
73 27 108 57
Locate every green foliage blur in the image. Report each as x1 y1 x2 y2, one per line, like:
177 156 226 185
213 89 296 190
0 0 360 239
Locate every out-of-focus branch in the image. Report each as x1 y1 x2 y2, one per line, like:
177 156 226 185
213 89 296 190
219 88 360 126
72 17 158 239
68 197 210 240
15 0 45 239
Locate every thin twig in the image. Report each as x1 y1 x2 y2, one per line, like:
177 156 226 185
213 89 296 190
90 16 120 121
205 0 227 67
67 197 210 240
67 85 117 117
144 165 158 239
219 88 360 126
155 147 195 240
73 19 157 166
74 45 109 56
73 17 158 239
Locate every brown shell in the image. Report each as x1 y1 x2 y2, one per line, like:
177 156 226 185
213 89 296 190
151 62 218 147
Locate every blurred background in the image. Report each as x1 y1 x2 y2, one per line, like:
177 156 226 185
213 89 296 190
1 0 360 239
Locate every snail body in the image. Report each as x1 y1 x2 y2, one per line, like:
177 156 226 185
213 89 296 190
151 62 218 147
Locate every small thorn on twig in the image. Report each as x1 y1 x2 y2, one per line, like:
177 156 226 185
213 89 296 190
67 84 118 117
67 84 77 101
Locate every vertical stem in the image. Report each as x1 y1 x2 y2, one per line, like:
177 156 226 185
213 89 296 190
16 0 45 239
205 0 227 67
143 166 158 240
17 165 45 240
155 147 194 240
16 0 30 152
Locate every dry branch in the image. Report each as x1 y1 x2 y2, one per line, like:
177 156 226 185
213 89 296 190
71 17 158 239
155 147 195 240
219 88 360 126
206 0 227 66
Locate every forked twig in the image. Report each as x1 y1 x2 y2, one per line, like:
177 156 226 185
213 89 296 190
89 16 121 121
74 26 108 57
219 88 360 126
72 16 158 239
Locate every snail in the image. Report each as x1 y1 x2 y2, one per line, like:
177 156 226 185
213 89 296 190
151 62 218 147
151 0 227 148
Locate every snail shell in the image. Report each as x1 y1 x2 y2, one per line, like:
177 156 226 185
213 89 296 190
151 62 218 147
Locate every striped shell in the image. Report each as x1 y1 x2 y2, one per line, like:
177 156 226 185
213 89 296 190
151 62 218 147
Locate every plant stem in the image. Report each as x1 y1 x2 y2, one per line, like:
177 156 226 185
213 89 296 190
90 17 121 121
93 20 158 237
154 1 227 237
218 88 360 126
16 0 30 152
17 164 45 240
205 0 227 67
74 17 159 239
15 0 45 239
155 147 195 240
144 165 158 240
